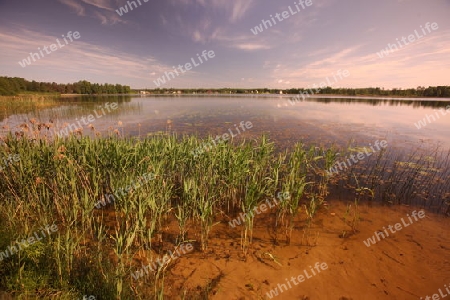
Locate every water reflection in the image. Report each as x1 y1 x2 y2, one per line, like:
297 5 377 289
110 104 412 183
298 97 450 108
0 96 139 136
1 95 449 150
1 95 449 212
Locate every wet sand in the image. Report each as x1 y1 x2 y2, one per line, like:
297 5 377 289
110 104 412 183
129 200 450 299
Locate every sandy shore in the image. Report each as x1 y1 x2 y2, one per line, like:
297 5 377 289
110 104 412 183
133 200 450 299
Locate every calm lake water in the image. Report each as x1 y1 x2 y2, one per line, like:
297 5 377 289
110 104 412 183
2 95 450 150
2 95 450 212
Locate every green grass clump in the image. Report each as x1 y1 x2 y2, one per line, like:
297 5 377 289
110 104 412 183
0 133 335 299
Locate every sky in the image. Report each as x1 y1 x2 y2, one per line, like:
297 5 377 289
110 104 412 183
0 0 449 89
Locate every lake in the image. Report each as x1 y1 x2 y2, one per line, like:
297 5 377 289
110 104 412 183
2 95 450 211
2 95 450 150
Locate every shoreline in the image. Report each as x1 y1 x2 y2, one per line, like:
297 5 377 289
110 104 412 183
135 93 450 101
2 93 450 101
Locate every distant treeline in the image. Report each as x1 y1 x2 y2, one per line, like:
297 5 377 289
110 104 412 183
0 76 131 96
1 76 449 98
139 86 450 97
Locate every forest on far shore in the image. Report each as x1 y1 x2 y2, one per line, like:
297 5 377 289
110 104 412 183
0 76 131 96
1 76 449 98
142 86 450 97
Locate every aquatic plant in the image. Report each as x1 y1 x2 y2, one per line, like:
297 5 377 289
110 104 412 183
1 129 447 298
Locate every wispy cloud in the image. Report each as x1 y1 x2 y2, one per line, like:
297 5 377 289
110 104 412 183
235 43 272 51
58 0 124 25
0 28 169 83
176 0 254 23
212 30 273 51
93 10 125 25
264 29 450 88
58 0 86 16
81 0 114 11
227 0 254 22
165 0 254 44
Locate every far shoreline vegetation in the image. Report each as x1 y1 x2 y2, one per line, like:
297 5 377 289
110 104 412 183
1 76 450 98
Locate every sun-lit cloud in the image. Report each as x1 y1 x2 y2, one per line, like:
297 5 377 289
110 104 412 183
235 43 272 51
58 0 124 25
211 30 274 51
228 0 254 22
58 0 86 16
176 0 254 23
163 0 255 44
0 28 170 85
81 0 114 11
262 29 450 88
